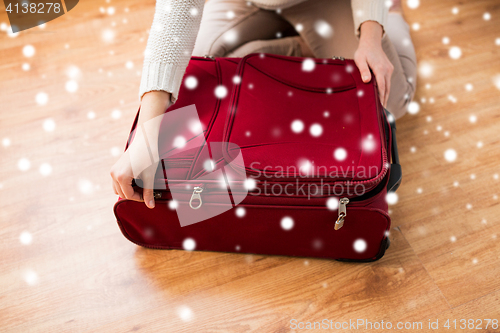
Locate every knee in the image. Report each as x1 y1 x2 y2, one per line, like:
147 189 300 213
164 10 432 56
192 36 228 57
228 37 302 57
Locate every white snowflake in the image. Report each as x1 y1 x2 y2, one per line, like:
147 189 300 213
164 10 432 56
407 0 419 9
444 149 457 162
309 123 323 137
18 158 31 171
362 134 375 152
173 136 187 149
214 85 228 98
184 76 198 89
449 46 462 59
110 147 120 157
407 101 420 114
39 163 52 176
281 216 294 230
2 137 11 147
20 231 33 245
291 120 304 133
326 197 339 210
78 179 94 195
203 159 215 172
386 192 398 205
302 58 315 72
23 270 38 286
235 207 246 218
223 30 237 43
111 109 122 119
65 80 78 93
182 238 196 251
102 29 115 43
314 20 333 38
418 62 433 77
244 178 256 190
353 239 367 253
23 45 35 57
177 305 194 322
492 74 500 90
36 92 49 106
334 147 347 161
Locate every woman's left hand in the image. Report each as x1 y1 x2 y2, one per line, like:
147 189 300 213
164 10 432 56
354 21 394 107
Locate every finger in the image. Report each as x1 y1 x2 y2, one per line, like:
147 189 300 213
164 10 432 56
141 170 156 209
118 176 140 200
117 177 142 201
142 188 155 209
354 56 371 83
113 179 126 199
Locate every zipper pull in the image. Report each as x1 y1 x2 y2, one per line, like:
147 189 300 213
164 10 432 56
189 186 204 209
332 56 345 61
203 54 215 60
334 197 349 230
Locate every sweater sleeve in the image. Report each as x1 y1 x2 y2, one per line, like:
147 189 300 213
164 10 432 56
139 0 205 104
351 0 388 39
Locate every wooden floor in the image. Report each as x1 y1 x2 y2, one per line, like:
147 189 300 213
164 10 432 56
1 0 500 332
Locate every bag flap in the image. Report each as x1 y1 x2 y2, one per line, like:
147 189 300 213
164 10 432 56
223 53 388 184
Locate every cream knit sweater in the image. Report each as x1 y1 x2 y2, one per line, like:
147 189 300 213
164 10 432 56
139 0 388 104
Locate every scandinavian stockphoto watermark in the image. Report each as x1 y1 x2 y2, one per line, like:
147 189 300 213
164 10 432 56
289 318 499 330
4 0 79 33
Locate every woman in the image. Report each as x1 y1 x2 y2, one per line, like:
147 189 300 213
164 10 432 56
111 0 417 209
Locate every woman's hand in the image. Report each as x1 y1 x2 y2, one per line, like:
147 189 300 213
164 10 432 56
110 91 171 209
354 21 394 107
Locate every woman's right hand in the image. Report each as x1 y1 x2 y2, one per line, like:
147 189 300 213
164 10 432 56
110 91 171 209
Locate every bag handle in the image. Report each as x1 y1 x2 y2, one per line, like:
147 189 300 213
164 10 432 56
385 109 402 192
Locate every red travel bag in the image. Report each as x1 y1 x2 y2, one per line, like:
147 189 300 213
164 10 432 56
114 53 402 262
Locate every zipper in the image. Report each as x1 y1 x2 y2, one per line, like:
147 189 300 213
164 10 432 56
189 185 204 209
334 197 349 230
203 54 215 60
331 56 345 61
153 176 387 200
